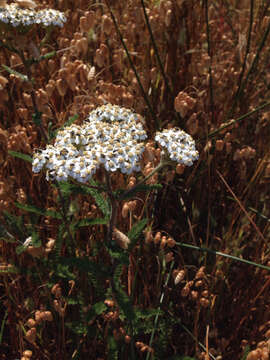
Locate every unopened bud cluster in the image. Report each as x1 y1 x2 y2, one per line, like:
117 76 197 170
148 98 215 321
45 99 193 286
0 3 66 28
155 128 199 166
32 104 148 182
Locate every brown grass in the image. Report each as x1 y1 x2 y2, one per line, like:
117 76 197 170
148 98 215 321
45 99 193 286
0 0 270 359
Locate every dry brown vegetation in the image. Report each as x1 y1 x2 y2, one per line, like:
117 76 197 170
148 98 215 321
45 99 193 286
0 0 270 359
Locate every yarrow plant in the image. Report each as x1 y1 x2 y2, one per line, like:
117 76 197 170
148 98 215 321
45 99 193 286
32 104 198 184
0 1 66 28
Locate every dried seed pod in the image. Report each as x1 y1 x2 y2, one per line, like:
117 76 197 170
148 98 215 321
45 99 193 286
167 237 176 248
154 232 161 245
246 349 262 360
165 251 174 263
77 37 88 57
23 93 32 107
0 75 8 90
46 238 55 251
43 311 53 321
87 66 96 82
121 203 129 218
85 11 95 29
199 297 209 308
56 78 68 97
181 283 190 297
66 73 77 91
16 0 37 8
265 329 270 339
26 318 36 328
23 350 33 358
51 284 62 298
102 14 113 35
191 290 198 300
160 236 167 249
80 16 89 33
173 269 185 285
165 9 172 27
125 335 131 344
201 290 209 298
135 341 144 349
95 48 105 67
145 230 153 244
195 266 205 279
17 108 28 121
113 228 130 249
216 140 224 151
128 200 137 212
195 280 203 288
104 299 115 307
35 310 42 323
186 113 199 135
25 328 36 343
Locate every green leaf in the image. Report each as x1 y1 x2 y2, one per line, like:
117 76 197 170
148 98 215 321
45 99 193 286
128 218 148 241
59 257 109 279
2 64 28 81
8 151 32 163
108 335 118 360
113 264 135 321
32 111 42 127
87 179 110 218
2 211 24 239
16 244 27 255
107 247 129 265
65 322 87 335
81 301 107 322
92 301 107 315
15 202 62 219
77 218 108 227
56 263 76 280
0 223 16 243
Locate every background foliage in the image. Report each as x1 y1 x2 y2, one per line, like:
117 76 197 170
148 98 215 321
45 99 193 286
0 0 270 359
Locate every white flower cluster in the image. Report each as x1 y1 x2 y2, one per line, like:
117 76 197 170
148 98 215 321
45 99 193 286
0 4 66 27
155 128 199 166
32 104 148 183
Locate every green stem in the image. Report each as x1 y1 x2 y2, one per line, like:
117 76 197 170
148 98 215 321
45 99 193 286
177 242 270 271
146 260 174 360
105 172 118 243
205 99 270 140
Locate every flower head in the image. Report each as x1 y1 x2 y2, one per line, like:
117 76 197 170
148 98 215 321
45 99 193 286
32 104 148 183
0 3 66 28
155 128 199 166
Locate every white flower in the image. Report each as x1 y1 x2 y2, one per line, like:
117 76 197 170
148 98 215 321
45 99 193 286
0 4 66 28
155 128 199 166
32 104 148 182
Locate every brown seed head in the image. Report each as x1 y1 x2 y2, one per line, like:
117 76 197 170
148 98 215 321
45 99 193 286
23 349 33 358
25 328 36 344
113 228 130 250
